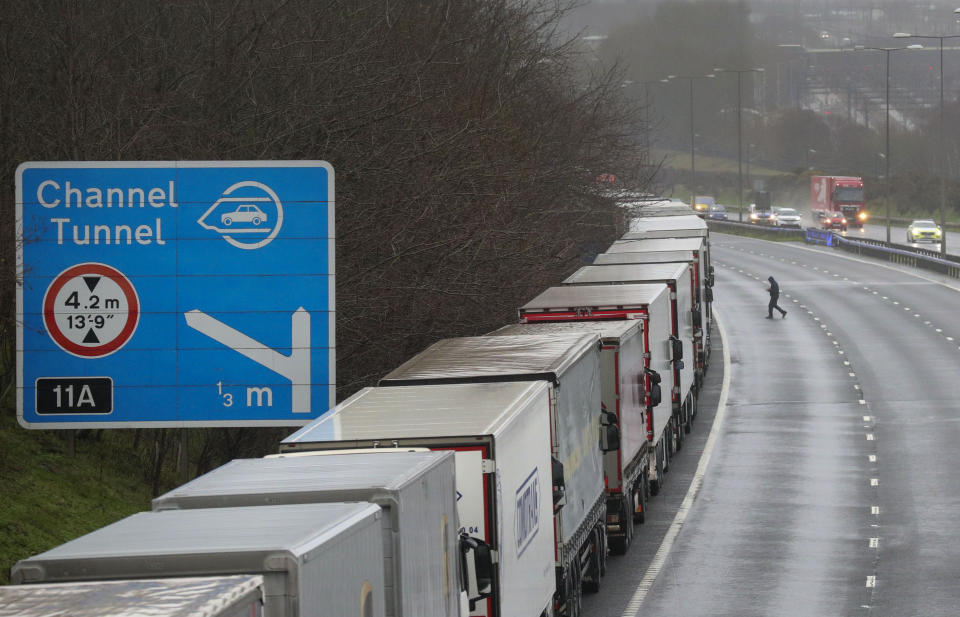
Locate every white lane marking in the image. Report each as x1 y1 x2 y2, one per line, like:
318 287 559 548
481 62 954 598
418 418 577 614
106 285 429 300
844 361 851 366
863 415 871 421
866 576 876 588
948 337 955 341
867 433 875 440
936 328 942 333
839 350 845 355
869 538 879 548
872 506 880 515
854 385 861 390
620 310 732 617
871 478 879 486
859 398 866 403
869 455 877 462
761 238 960 291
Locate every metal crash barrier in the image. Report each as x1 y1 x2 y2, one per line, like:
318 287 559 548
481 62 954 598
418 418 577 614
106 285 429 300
707 220 960 280
833 236 960 279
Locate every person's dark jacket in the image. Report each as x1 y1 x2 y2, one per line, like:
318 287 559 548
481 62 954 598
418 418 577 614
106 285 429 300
768 276 780 300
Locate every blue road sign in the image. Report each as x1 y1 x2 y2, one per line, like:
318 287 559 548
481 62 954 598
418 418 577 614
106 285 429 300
16 161 334 428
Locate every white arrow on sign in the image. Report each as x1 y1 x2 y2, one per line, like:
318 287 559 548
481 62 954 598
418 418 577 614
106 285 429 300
184 308 311 413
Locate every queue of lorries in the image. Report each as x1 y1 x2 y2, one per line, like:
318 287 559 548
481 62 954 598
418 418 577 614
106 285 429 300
2 211 716 617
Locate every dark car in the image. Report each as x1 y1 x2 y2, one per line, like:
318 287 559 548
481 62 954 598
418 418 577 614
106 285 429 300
820 211 847 232
705 204 728 221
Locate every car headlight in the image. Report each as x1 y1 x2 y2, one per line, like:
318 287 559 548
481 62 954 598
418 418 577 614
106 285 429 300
841 218 847 224
750 213 757 220
858 212 867 220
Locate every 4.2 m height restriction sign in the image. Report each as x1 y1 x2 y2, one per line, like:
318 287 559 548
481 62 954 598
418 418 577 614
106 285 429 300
17 161 335 428
43 263 140 358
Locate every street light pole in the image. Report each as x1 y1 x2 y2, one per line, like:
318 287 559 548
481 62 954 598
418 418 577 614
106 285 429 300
714 68 764 222
855 44 922 244
667 73 715 212
894 31 960 255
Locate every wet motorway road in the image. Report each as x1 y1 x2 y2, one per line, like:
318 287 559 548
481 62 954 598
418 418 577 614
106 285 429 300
583 233 960 617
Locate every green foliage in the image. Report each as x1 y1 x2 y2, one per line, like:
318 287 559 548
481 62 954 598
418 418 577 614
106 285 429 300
0 396 152 584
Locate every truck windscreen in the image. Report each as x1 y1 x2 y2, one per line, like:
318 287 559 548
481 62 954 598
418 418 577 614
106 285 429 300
834 187 863 202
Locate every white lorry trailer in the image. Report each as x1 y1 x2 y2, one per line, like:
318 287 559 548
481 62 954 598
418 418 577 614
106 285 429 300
281 380 572 617
375 333 610 617
0 575 266 617
516 284 674 494
11 503 388 617
603 236 714 364
563 263 697 433
152 450 467 617
592 248 712 376
626 213 708 238
490 321 654 555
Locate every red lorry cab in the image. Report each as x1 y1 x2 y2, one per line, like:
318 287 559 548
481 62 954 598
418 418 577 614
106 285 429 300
811 175 866 228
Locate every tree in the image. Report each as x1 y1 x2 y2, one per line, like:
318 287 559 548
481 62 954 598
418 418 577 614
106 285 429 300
0 0 648 473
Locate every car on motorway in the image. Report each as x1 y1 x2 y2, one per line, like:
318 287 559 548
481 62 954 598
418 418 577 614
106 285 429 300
906 219 942 243
749 203 775 225
693 195 716 218
820 211 847 232
773 207 802 228
705 204 728 221
221 204 267 226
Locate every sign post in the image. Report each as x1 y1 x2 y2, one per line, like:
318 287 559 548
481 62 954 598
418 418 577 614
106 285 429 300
16 161 334 428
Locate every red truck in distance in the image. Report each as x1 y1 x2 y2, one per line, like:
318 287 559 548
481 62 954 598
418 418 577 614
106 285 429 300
811 175 867 228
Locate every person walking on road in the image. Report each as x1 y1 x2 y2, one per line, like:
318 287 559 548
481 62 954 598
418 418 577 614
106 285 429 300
766 276 787 319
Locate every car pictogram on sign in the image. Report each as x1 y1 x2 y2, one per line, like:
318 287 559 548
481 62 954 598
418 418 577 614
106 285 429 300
197 180 284 250
221 204 268 226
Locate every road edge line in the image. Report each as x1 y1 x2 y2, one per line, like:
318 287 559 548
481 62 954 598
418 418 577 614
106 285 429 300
620 307 732 617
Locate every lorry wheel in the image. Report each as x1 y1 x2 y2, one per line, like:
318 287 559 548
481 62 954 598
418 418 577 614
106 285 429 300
597 522 608 576
565 558 582 617
633 480 646 524
581 530 602 593
608 495 633 555
608 534 627 555
663 437 670 473
675 417 683 451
